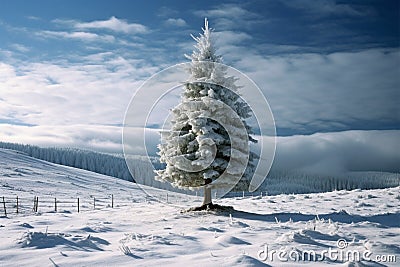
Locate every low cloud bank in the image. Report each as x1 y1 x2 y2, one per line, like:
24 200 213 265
0 124 398 174
267 130 399 174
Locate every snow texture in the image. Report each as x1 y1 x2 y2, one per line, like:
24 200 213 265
0 148 399 266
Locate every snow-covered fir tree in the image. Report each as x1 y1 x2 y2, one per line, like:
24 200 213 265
156 19 258 208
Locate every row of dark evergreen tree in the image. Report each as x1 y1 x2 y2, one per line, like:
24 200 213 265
1 141 398 195
0 141 161 183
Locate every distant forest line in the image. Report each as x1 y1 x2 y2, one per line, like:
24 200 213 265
0 142 398 196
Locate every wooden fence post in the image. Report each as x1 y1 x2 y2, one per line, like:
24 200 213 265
77 198 80 213
111 194 114 208
2 196 6 217
34 196 39 212
16 196 19 214
34 196 37 212
54 198 57 212
93 197 96 210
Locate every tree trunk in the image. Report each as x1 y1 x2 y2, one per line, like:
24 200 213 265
203 186 212 206
202 178 212 206
185 178 234 212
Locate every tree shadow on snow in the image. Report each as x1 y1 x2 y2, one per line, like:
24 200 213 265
228 209 400 228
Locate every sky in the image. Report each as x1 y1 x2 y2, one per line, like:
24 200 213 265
0 0 399 162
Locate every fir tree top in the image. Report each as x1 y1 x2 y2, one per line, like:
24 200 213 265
184 18 239 98
185 18 221 64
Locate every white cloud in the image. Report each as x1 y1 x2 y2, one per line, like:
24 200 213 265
2 42 398 138
0 62 15 77
26 15 41 20
194 4 265 30
266 130 400 174
0 124 123 153
0 124 163 155
0 55 158 128
157 7 179 18
214 31 252 46
223 48 400 133
9 43 30 52
281 0 374 17
195 4 254 19
37 30 115 42
75 16 148 34
165 18 187 27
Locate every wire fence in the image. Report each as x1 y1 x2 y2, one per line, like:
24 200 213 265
0 192 205 217
0 194 127 217
0 190 268 217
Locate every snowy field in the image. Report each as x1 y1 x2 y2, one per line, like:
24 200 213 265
0 148 399 266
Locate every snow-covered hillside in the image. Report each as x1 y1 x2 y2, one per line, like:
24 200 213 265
0 148 399 266
1 142 398 197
